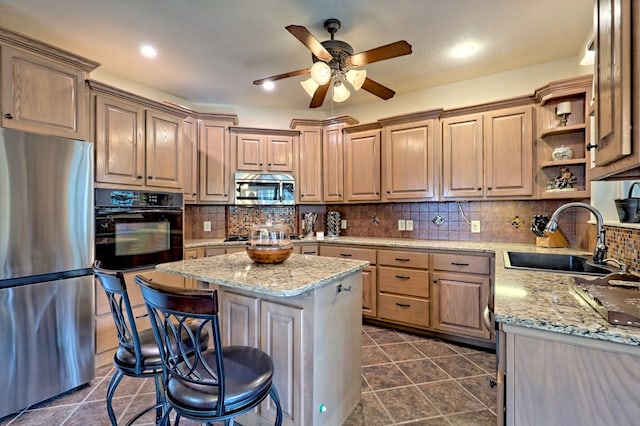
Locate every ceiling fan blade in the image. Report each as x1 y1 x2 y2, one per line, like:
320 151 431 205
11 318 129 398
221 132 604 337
348 41 412 67
286 25 333 62
309 83 330 108
361 78 396 100
253 68 310 85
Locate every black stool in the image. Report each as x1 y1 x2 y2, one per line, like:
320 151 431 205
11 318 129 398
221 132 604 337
93 261 207 425
135 275 283 426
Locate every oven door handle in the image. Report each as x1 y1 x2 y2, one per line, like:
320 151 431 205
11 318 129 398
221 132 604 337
97 208 182 215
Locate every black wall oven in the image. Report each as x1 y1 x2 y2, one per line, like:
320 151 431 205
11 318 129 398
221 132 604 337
95 189 183 270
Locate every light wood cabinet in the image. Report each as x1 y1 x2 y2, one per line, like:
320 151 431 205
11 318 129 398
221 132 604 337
503 324 640 425
322 122 345 202
379 113 439 201
442 105 534 199
534 76 591 198
295 243 319 255
91 82 187 190
291 120 323 203
431 252 492 340
233 128 296 173
0 36 98 140
590 0 640 179
182 117 198 202
198 115 238 203
319 245 377 317
377 249 430 328
344 124 381 201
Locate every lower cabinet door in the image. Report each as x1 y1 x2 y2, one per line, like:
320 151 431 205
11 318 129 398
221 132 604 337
431 271 491 340
362 266 377 317
377 293 429 327
260 300 302 426
220 291 259 347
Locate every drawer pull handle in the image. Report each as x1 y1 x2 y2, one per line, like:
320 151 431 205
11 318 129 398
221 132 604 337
303 251 316 255
395 302 411 308
395 258 410 262
340 253 353 257
395 275 410 280
451 262 469 266
337 284 351 293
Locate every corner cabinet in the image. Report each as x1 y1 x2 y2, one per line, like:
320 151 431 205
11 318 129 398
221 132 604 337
291 120 323 203
232 127 296 173
379 112 439 201
442 104 534 200
534 76 592 198
90 81 187 190
0 33 99 140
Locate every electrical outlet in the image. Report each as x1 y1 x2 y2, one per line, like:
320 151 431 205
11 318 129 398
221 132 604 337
471 220 481 233
398 219 406 231
203 221 212 232
405 219 414 231
341 219 347 229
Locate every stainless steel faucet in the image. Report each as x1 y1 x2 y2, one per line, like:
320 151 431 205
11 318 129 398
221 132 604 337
544 202 607 264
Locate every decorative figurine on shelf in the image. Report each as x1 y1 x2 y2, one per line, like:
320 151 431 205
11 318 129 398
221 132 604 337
546 167 577 191
556 101 572 126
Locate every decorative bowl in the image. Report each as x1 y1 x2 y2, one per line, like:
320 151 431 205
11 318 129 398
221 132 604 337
246 243 293 264
246 222 293 264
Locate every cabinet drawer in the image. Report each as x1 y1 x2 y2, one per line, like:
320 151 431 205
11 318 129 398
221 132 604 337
378 294 429 327
432 253 490 275
205 247 226 257
296 244 319 255
378 266 429 298
320 246 376 264
378 250 429 268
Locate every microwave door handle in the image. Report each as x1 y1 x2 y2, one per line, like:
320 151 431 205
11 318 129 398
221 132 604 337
279 181 283 202
97 208 182 215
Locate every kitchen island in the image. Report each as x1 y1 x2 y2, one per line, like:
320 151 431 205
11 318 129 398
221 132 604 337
156 251 369 426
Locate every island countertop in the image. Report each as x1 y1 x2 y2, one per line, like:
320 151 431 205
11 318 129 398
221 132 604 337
156 251 369 297
183 236 640 346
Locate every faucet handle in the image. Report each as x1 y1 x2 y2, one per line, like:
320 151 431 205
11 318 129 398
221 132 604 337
603 258 628 274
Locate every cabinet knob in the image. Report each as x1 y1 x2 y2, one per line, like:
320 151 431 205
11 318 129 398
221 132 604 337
268 163 272 166
192 193 197 196
487 187 492 190
477 187 482 191
301 194 305 197
586 143 598 150
137 175 143 179
386 191 390 194
4 113 13 119
433 279 438 284
148 176 153 179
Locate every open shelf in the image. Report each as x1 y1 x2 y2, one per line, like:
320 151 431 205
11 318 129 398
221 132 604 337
540 158 587 169
540 123 587 138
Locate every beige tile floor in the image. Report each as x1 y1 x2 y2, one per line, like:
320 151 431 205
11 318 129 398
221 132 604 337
0 324 497 425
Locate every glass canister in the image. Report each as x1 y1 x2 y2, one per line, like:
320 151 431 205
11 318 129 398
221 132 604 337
246 222 293 263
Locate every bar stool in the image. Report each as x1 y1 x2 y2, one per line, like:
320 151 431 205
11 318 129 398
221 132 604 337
135 275 283 426
93 261 207 425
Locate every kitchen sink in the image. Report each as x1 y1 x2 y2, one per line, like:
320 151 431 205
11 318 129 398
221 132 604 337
503 251 616 276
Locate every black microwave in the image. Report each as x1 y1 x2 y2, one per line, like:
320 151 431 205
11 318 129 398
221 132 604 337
234 172 295 205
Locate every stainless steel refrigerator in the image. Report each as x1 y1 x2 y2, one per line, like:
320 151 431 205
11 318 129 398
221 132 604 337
0 128 95 418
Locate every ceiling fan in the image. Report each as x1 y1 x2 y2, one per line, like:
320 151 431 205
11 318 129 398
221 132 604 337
253 18 412 108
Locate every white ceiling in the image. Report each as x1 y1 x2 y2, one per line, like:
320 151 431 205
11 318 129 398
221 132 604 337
0 0 594 111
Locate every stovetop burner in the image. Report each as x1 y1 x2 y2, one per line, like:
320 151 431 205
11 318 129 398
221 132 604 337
224 234 302 242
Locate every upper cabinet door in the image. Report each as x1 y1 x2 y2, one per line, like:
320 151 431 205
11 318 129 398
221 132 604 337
594 0 632 167
382 119 437 201
344 128 381 201
1 46 88 140
236 133 264 171
322 125 345 202
442 114 484 199
182 117 199 202
484 106 534 197
296 126 323 203
266 135 294 172
200 120 231 203
145 109 183 190
95 95 145 186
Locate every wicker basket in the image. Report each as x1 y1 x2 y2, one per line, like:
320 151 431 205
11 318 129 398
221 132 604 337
615 182 640 223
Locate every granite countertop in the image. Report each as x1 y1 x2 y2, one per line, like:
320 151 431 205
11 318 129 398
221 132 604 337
184 236 640 346
157 251 368 297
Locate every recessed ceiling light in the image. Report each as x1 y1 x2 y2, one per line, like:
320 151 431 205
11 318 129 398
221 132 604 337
449 41 480 60
140 44 157 58
262 81 275 91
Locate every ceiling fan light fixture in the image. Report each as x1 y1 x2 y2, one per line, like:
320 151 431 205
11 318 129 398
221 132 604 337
332 81 351 102
300 78 319 97
310 61 331 85
345 69 366 90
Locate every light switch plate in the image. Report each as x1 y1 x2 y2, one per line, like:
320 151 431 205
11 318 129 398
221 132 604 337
398 219 406 231
203 221 212 232
341 219 347 229
471 220 481 233
405 220 414 231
